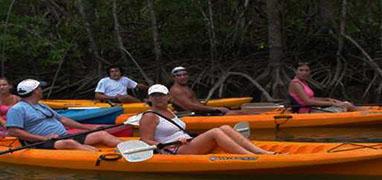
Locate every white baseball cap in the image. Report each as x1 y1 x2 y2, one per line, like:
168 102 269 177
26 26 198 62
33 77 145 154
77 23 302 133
171 66 186 75
17 79 47 95
148 84 169 95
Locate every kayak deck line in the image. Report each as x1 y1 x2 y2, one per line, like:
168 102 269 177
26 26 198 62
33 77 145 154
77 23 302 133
0 137 382 175
41 97 253 113
116 106 382 130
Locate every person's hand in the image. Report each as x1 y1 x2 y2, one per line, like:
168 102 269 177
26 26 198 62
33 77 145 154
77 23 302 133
178 137 191 145
337 101 355 110
85 125 99 130
107 95 117 101
326 98 338 103
115 94 125 101
45 134 59 140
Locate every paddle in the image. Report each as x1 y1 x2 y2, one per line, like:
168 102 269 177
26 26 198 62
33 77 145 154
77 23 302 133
234 121 250 138
274 103 337 113
117 121 251 162
242 102 344 113
0 120 133 156
117 140 181 162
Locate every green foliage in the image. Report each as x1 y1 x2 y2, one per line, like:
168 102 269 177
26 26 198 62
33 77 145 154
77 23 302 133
0 0 381 101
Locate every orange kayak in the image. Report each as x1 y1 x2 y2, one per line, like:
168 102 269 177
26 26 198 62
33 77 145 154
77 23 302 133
0 137 382 175
40 97 253 113
116 106 382 130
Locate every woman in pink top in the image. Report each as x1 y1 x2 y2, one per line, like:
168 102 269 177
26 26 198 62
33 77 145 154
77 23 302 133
288 62 356 113
0 78 20 136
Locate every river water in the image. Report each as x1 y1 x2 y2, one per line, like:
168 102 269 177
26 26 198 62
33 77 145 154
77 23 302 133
1 126 382 179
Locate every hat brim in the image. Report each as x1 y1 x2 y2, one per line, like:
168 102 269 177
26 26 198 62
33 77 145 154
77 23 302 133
39 81 48 87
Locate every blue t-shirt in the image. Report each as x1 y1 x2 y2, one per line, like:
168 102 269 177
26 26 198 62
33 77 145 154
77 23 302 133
6 101 67 136
95 77 137 96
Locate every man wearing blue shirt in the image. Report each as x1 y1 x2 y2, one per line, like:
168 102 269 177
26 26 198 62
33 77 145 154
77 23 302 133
95 65 147 103
6 79 121 150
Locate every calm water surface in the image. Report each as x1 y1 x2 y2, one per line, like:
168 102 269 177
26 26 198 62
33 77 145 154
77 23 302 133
2 126 382 179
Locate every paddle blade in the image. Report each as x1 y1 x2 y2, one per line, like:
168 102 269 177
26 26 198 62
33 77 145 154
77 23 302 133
124 113 142 126
234 121 250 138
117 140 154 162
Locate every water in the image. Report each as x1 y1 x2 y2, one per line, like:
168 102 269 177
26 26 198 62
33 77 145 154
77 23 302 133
2 126 382 179
0 164 378 180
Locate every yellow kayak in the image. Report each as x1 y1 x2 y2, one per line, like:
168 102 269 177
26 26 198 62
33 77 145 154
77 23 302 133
116 106 382 130
40 97 253 113
0 137 382 175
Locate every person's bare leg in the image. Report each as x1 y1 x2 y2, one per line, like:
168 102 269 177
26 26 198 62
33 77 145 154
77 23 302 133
219 125 274 154
54 139 98 151
84 131 122 147
177 128 253 154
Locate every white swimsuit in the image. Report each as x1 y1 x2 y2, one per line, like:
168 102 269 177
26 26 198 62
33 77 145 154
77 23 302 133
154 114 191 143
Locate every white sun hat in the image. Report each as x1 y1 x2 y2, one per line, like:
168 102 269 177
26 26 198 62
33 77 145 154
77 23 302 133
148 84 169 95
17 79 47 95
171 66 187 75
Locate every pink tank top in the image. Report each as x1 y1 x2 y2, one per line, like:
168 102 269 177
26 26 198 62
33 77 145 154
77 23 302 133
0 95 19 121
289 78 314 113
0 104 10 121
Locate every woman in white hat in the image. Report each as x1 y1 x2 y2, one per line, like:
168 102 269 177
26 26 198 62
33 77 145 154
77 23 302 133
139 84 275 155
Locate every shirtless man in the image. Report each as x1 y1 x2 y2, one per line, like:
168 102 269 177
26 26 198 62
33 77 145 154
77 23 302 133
95 65 147 103
169 66 230 114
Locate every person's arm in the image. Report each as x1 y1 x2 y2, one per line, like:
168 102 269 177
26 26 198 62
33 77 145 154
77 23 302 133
94 79 117 101
290 82 334 107
116 94 141 103
314 97 334 102
0 117 6 126
7 127 54 141
60 116 94 130
170 88 227 112
139 113 160 146
95 92 117 102
136 83 148 91
125 77 147 91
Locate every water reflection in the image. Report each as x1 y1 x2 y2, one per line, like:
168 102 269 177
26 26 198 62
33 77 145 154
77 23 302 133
0 163 378 180
252 126 382 143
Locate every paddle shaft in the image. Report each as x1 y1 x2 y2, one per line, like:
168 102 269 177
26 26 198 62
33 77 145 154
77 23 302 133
0 123 126 156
